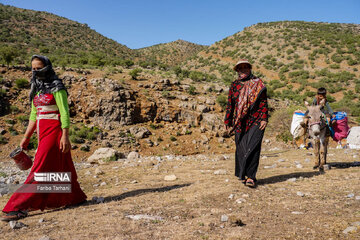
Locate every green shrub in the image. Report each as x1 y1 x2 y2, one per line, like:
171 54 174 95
103 155 117 162
15 78 29 88
188 85 196 95
216 95 227 110
129 68 142 80
170 136 177 142
5 119 16 125
189 71 205 82
0 135 8 145
70 135 85 144
27 135 38 150
17 115 28 123
10 105 19 114
329 64 340 69
149 123 163 130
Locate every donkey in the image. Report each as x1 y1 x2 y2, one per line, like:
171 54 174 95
304 100 330 172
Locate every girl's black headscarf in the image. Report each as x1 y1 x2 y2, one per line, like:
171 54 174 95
29 55 67 102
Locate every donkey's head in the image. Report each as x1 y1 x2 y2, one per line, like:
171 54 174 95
305 99 326 137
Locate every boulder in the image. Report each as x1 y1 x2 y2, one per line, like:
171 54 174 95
347 126 360 149
129 126 152 139
87 148 119 163
127 151 140 161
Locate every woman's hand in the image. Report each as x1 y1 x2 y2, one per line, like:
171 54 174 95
259 121 267 130
20 137 30 150
60 135 71 153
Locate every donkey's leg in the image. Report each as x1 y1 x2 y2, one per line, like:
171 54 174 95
313 140 320 169
319 142 325 171
323 137 329 165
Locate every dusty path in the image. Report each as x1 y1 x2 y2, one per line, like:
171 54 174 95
0 148 359 239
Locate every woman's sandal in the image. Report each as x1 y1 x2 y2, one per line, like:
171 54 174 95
1 210 28 222
245 178 257 188
240 177 248 184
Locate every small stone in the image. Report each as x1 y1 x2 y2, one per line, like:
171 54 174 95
355 196 360 200
264 139 270 144
220 215 229 222
235 198 246 204
38 218 45 223
225 179 229 182
323 164 331 170
291 211 303 215
343 226 357 234
214 169 227 175
164 174 177 181
305 158 310 163
95 168 104 175
9 221 27 229
277 159 285 162
347 193 355 198
85 171 91 175
352 221 360 227
264 164 277 169
296 164 303 169
297 191 305 197
261 156 268 159
228 194 234 199
100 182 107 186
287 178 297 182
218 137 225 143
130 180 138 184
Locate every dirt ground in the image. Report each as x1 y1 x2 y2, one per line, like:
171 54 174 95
0 147 359 240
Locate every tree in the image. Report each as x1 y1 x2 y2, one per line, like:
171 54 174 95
0 46 19 67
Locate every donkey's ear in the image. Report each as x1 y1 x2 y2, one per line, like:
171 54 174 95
304 101 310 107
319 99 325 107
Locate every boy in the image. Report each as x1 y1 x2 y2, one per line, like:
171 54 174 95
301 87 335 127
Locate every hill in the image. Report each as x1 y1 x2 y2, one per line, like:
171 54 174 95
0 4 135 67
136 39 207 68
182 21 360 118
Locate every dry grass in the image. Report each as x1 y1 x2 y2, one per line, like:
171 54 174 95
1 148 359 239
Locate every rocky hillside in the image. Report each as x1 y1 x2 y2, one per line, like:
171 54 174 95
183 21 360 119
136 40 207 67
0 65 238 159
0 4 134 67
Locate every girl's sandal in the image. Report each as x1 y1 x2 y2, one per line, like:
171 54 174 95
1 210 28 222
245 178 257 188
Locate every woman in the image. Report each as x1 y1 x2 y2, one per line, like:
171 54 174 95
224 59 268 188
1 55 86 221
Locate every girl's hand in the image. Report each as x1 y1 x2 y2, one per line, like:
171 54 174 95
60 135 71 153
20 137 30 150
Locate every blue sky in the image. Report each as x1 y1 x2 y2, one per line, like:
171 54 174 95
1 0 359 49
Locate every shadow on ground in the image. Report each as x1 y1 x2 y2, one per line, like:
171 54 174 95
28 183 192 217
257 171 321 185
329 162 360 168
